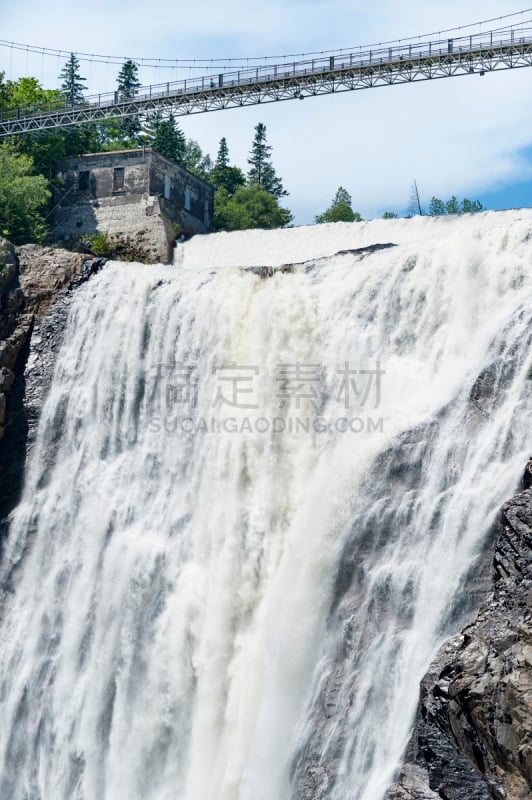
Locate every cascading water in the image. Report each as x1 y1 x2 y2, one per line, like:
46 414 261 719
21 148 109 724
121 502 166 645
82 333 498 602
0 211 530 800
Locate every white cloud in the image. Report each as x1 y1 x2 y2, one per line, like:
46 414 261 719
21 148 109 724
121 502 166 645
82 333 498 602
2 0 532 222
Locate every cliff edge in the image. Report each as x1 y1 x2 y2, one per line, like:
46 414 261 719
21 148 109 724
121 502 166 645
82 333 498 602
0 240 104 537
386 468 532 800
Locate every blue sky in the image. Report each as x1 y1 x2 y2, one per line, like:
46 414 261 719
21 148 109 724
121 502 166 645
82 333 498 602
2 0 532 224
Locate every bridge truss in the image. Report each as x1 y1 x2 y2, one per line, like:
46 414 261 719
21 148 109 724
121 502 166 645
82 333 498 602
1 23 532 136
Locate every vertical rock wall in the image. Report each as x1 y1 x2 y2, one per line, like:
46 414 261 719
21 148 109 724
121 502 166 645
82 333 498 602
385 474 532 800
0 240 104 541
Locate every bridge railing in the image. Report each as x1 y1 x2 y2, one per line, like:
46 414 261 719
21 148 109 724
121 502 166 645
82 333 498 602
2 23 532 124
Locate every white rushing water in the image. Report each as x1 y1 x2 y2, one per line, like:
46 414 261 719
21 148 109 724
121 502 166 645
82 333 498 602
0 211 531 800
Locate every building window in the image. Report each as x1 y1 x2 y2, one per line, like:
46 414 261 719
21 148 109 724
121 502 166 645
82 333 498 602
204 198 210 226
113 167 125 192
184 186 191 211
164 174 171 200
78 170 90 191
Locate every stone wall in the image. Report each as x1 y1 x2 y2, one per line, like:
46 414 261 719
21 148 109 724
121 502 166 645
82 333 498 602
51 148 214 263
149 154 212 232
53 193 174 264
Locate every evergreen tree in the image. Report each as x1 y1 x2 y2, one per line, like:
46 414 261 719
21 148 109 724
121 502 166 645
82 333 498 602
428 197 446 216
445 196 460 215
151 114 186 163
140 111 161 143
116 60 141 142
315 187 362 224
59 53 87 105
428 195 484 216
461 198 484 213
247 123 287 199
215 136 229 169
117 59 141 100
382 211 398 219
211 137 245 197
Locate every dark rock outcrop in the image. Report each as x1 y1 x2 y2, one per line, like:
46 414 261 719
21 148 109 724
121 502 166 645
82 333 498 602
0 240 104 541
386 484 532 800
243 243 398 278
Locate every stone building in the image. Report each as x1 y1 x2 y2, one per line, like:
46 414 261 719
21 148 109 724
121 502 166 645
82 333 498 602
51 148 215 264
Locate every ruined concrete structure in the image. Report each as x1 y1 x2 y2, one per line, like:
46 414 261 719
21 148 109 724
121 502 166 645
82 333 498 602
51 148 215 263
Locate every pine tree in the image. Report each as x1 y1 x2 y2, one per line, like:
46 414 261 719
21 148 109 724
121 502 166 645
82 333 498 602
211 137 245 197
59 53 87 105
461 198 484 213
428 197 446 216
117 60 141 100
445 196 460 215
215 137 229 170
315 187 362 224
151 114 186 163
116 60 141 142
247 123 287 199
429 195 484 216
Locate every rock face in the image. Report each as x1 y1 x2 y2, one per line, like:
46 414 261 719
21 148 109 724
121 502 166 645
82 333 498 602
0 239 104 540
16 244 105 317
385 477 532 800
0 239 27 443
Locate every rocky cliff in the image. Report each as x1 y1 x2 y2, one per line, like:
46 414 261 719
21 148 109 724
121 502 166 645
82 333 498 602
0 240 104 538
385 471 532 800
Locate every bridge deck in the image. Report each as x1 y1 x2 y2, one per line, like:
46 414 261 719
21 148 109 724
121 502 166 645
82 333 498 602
1 24 532 136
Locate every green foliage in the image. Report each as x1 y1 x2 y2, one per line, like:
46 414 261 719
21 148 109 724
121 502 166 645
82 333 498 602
59 53 87 105
214 185 292 231
92 120 129 150
247 123 287 199
461 198 484 213
116 60 142 142
0 143 50 244
144 112 186 163
153 115 186 163
215 136 229 169
0 78 80 177
0 71 10 109
6 77 63 113
211 137 245 197
86 231 111 256
183 138 212 181
16 124 101 179
382 211 398 219
428 196 446 216
445 195 460 215
315 187 362 224
117 60 140 99
429 195 484 216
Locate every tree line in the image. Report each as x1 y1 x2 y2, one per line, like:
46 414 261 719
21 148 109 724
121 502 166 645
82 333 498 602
0 55 485 245
317 182 484 224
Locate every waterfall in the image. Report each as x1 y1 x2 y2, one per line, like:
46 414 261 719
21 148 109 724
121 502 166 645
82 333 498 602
0 211 531 800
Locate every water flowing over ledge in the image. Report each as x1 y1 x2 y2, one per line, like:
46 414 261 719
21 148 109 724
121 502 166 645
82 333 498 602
175 209 532 268
0 212 531 800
